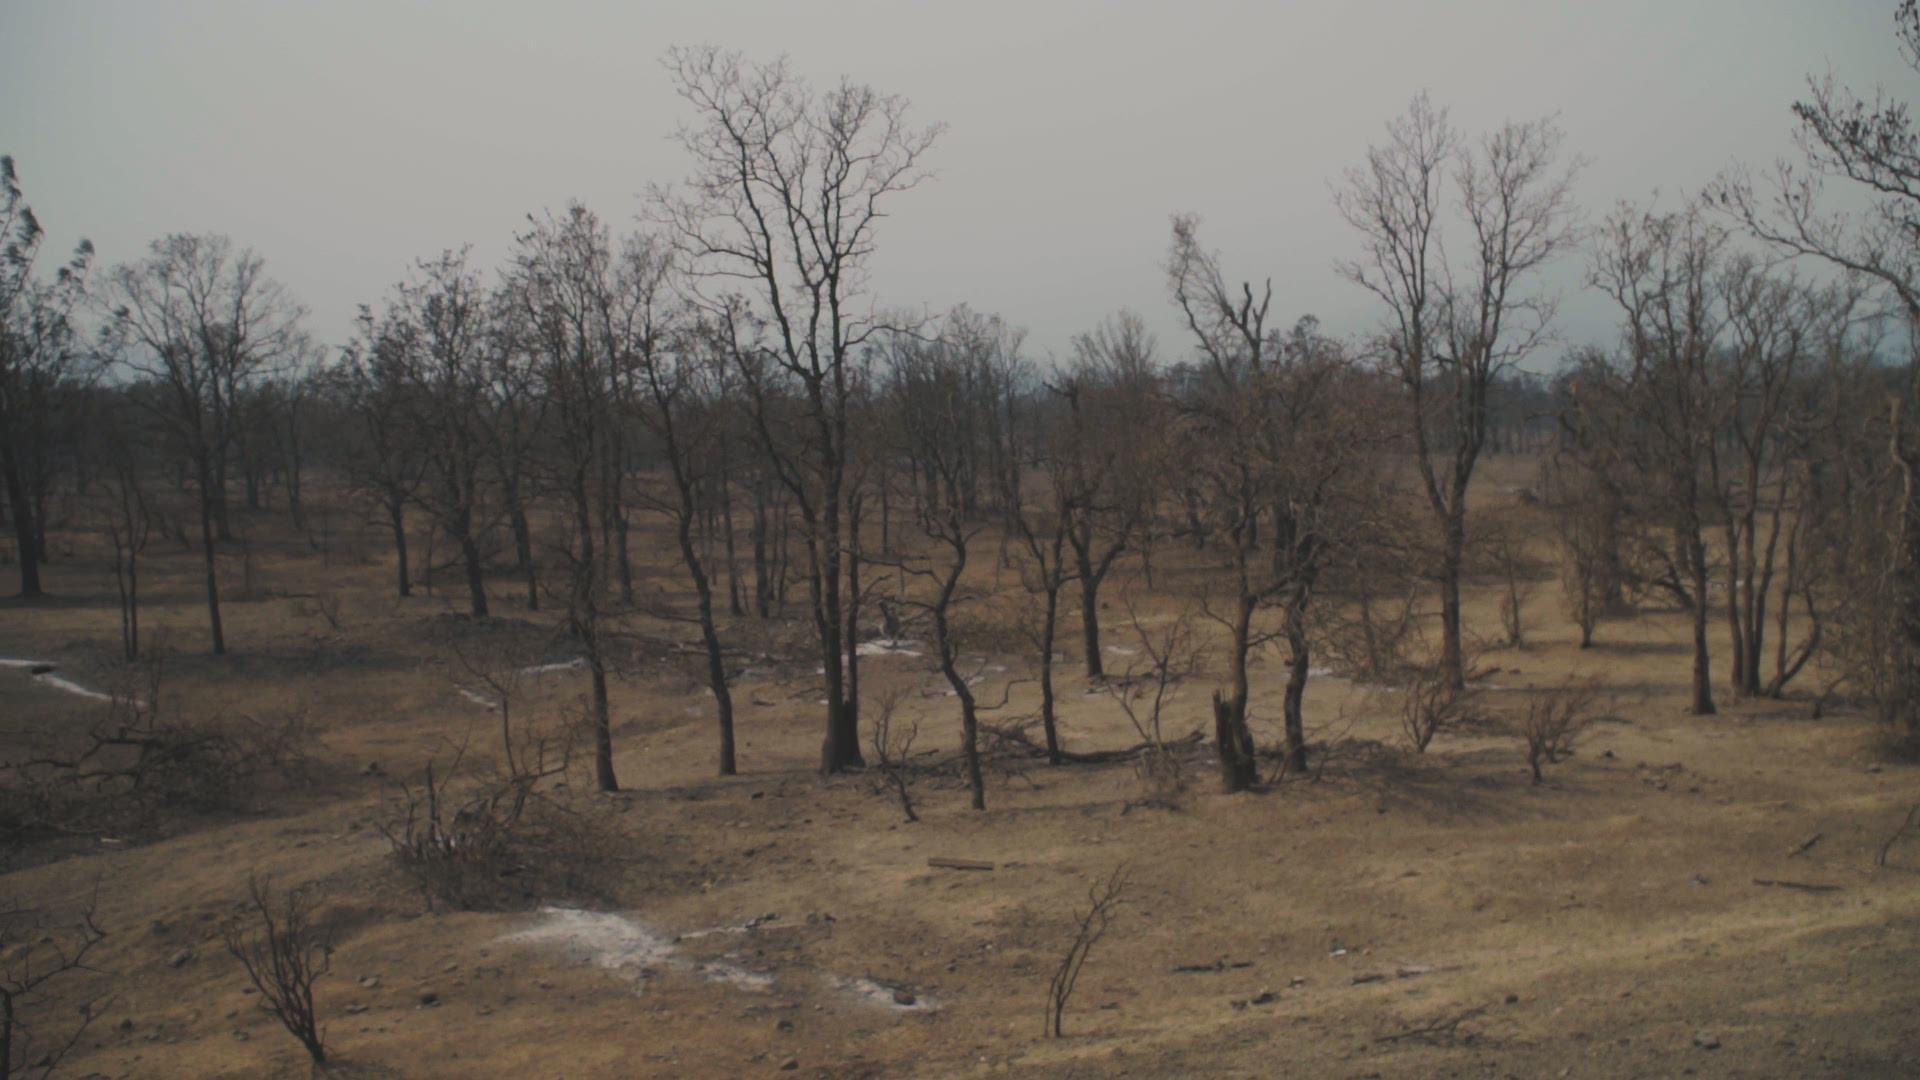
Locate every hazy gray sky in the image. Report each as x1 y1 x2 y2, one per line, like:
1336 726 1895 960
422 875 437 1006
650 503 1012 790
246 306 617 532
3 1 1910 365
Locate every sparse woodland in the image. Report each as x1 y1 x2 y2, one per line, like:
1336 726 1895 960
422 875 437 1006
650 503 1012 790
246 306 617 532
3 12 1920 1079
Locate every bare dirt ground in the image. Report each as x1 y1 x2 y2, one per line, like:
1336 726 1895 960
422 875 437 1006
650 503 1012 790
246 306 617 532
3 457 1918 1078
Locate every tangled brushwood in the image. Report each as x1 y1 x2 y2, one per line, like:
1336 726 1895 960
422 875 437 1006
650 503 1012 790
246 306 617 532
0 661 314 843
379 725 606 911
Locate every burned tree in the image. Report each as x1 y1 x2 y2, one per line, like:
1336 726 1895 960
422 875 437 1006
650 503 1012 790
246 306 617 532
1336 95 1582 691
0 156 93 599
509 205 628 792
1058 312 1159 680
1169 216 1377 789
1590 203 1730 716
662 46 943 773
105 234 306 654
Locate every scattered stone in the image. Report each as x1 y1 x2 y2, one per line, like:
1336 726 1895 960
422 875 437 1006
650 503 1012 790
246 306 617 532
344 1004 368 1016
776 1019 795 1033
167 950 192 969
1505 994 1520 1005
1693 1031 1721 1050
418 991 441 1007
779 1058 799 1071
358 975 381 989
891 988 916 1007
116 1018 134 1032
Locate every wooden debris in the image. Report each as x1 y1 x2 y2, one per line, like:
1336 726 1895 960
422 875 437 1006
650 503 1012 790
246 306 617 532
1376 1005 1488 1044
1173 959 1254 974
927 857 994 872
1751 877 1841 893
1787 833 1823 858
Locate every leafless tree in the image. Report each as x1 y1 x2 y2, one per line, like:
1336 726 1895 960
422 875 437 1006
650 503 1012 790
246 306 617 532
330 318 427 598
660 46 943 774
508 205 628 791
1708 1 1920 735
1336 95 1583 691
105 234 306 654
1059 312 1159 679
625 255 741 776
0 156 94 599
1589 203 1731 715
94 402 153 662
1169 217 1379 789
366 247 495 618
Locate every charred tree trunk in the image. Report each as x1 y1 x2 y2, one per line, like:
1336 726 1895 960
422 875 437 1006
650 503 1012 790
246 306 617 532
387 493 412 598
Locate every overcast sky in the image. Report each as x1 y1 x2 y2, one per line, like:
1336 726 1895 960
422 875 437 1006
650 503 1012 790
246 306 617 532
3 1 1910 368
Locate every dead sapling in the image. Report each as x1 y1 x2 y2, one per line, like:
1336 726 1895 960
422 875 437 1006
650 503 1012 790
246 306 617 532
1520 676 1602 784
1043 865 1129 1039
1103 601 1204 810
221 876 331 1066
1 886 111 1080
1876 803 1920 870
866 687 921 823
1489 528 1535 649
1396 660 1486 754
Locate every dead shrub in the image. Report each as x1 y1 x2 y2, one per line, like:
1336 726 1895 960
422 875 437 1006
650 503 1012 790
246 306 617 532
1396 665 1486 753
297 590 344 632
380 717 595 911
222 876 330 1066
1519 677 1602 784
2 887 111 1080
866 688 920 823
0 660 316 842
1104 605 1203 810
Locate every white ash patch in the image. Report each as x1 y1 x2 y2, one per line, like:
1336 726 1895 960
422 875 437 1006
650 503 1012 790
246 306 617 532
505 907 774 996
856 639 922 658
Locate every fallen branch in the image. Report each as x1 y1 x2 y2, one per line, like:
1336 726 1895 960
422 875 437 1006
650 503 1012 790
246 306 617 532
1172 958 1254 974
1751 878 1842 893
1375 1005 1488 1044
1787 832 1823 858
986 722 1203 765
1876 803 1920 869
927 857 994 872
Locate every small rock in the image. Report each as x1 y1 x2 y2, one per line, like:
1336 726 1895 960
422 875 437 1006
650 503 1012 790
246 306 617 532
1694 1031 1721 1050
344 1004 368 1016
776 1019 795 1034
418 991 441 1007
779 1058 799 1071
1505 994 1520 1005
358 975 381 989
117 1018 134 1032
167 950 192 969
891 988 916 1007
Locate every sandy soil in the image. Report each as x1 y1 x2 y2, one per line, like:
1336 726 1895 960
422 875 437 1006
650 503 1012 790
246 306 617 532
2 458 1917 1078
